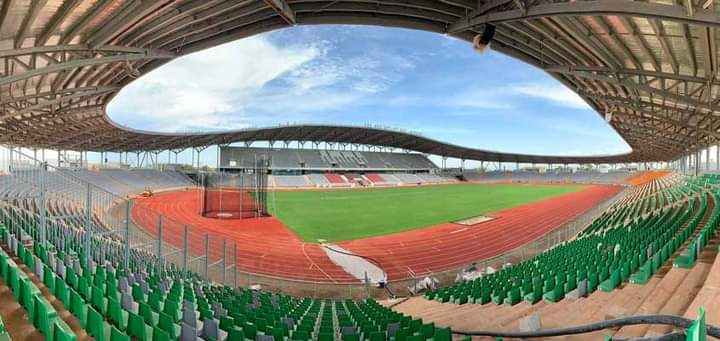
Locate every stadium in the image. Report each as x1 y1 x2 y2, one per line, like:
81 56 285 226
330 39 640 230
0 1 720 341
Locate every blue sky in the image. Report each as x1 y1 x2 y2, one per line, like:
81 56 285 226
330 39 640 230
107 25 630 165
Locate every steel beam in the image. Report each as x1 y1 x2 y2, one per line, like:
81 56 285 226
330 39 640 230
448 0 720 33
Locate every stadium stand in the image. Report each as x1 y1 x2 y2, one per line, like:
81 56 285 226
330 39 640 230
423 175 715 306
220 147 438 171
324 173 349 184
0 172 460 341
62 169 193 197
271 175 310 188
464 170 633 185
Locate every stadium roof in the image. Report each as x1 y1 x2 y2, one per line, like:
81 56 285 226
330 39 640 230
0 0 718 163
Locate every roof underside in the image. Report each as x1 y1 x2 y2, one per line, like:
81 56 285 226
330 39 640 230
0 0 718 163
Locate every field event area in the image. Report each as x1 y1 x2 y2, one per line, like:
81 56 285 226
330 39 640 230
268 183 588 242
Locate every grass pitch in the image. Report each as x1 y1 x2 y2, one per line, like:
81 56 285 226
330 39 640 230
267 183 588 242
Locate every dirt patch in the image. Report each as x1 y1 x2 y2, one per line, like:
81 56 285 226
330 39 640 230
453 215 496 226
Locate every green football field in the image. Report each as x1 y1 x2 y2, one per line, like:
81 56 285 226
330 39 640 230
267 183 588 242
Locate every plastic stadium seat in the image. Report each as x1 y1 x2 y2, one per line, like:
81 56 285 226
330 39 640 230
69 289 88 328
110 325 130 341
107 298 128 331
543 284 564 303
127 312 151 341
151 326 170 341
34 294 59 337
599 268 621 292
342 334 360 341
433 327 452 341
51 319 76 341
86 306 109 341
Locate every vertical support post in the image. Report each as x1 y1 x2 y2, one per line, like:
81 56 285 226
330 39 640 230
204 233 209 279
85 183 92 268
222 239 227 285
233 243 238 288
124 201 130 271
39 162 47 245
157 215 163 276
364 272 370 299
183 225 189 278
706 147 711 172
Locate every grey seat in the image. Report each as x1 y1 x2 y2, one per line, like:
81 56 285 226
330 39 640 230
387 323 400 337
121 292 138 314
119 277 130 293
201 319 227 341
182 307 198 328
55 261 66 279
180 323 201 341
341 327 356 336
282 317 295 331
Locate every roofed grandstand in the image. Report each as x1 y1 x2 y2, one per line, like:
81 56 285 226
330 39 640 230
1 0 720 340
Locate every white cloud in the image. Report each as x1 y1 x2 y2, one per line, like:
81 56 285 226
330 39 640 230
510 82 590 109
109 30 417 132
109 36 323 131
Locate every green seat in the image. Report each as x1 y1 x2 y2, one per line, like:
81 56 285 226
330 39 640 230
269 326 285 341
158 312 180 339
599 268 620 292
433 327 452 341
342 334 360 341
318 332 334 341
107 298 128 331
523 285 542 304
152 326 170 341
86 306 109 341
34 294 58 337
139 302 158 327
368 331 385 341
243 322 257 339
227 327 245 341
543 284 564 303
421 322 435 339
53 278 69 307
43 265 55 293
51 319 76 341
504 287 521 305
91 285 107 315
630 260 652 285
110 325 131 341
127 312 151 341
292 330 309 340
69 289 88 328
393 328 409 341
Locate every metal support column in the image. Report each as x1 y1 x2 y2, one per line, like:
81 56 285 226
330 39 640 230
706 147 711 172
39 162 47 245
183 225 189 278
222 240 227 285
124 202 130 271
233 243 238 288
85 183 92 267
204 234 209 279
157 215 163 276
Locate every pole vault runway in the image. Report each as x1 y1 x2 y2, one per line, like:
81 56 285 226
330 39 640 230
131 185 622 282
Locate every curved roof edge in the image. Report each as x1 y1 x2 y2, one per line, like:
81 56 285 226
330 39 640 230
104 122 637 164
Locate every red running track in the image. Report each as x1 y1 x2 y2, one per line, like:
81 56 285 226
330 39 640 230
131 185 621 283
